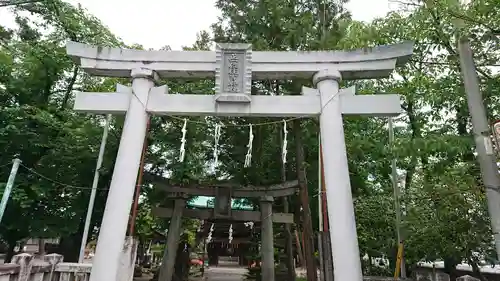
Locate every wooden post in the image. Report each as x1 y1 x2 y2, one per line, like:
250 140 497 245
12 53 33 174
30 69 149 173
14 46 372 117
294 229 305 267
294 119 317 281
318 233 325 281
322 232 334 281
320 142 334 281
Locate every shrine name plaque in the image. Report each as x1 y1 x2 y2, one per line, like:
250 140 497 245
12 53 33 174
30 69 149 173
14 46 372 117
215 43 252 103
214 186 232 218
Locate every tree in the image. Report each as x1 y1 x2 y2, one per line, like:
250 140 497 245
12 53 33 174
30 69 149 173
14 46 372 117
0 0 123 261
336 0 500 276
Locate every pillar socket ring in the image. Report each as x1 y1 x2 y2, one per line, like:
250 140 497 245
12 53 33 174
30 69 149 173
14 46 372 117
313 69 342 86
131 68 159 81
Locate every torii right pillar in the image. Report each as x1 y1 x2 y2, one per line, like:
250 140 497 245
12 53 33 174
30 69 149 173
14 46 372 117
314 69 364 281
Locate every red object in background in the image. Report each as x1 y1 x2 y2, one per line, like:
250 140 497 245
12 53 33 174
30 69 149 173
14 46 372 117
191 259 203 266
129 117 151 235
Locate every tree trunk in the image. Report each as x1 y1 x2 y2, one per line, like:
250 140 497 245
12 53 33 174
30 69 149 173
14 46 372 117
60 65 79 109
5 242 17 263
293 119 317 281
443 257 460 281
388 244 398 275
57 217 86 262
137 238 145 265
294 229 305 267
38 238 45 255
468 257 489 281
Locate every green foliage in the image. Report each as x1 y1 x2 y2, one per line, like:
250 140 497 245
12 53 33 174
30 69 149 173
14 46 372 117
340 0 500 274
0 0 122 260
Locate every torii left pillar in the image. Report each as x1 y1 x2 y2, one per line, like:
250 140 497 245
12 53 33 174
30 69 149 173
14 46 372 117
89 68 158 281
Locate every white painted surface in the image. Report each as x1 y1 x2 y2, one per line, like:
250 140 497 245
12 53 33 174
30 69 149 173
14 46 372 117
315 69 363 281
74 91 130 114
75 88 400 117
66 41 413 80
88 70 154 281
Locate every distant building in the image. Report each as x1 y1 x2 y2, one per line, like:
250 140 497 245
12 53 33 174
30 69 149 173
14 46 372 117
22 238 59 254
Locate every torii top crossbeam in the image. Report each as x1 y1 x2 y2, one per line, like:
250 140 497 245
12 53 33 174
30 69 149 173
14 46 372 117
66 41 413 80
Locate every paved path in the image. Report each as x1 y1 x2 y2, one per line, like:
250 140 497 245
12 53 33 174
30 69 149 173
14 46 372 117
199 261 246 281
203 266 246 281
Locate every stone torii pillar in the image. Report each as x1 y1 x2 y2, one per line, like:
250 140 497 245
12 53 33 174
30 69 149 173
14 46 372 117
87 69 159 281
66 41 414 281
260 196 275 281
314 69 362 281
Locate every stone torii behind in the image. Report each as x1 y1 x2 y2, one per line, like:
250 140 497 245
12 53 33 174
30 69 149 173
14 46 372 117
67 41 413 281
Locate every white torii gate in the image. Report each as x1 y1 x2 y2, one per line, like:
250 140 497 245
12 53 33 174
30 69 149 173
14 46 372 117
67 41 413 281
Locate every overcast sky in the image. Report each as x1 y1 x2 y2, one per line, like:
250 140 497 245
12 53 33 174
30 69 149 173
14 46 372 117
0 0 398 50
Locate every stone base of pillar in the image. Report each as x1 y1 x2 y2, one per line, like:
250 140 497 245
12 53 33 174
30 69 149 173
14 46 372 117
117 236 139 281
